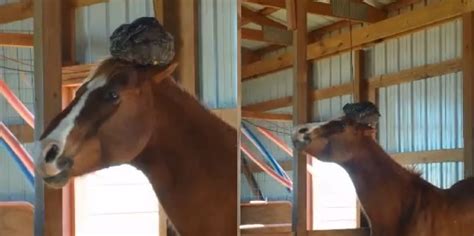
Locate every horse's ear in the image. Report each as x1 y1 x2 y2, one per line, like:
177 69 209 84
151 62 178 83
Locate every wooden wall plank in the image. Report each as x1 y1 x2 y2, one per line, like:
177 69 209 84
463 12 474 177
0 33 33 47
163 0 197 94
33 0 64 236
242 110 292 121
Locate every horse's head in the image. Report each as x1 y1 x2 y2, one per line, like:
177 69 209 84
292 118 376 164
35 58 177 188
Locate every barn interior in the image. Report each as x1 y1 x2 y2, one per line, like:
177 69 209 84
0 0 473 235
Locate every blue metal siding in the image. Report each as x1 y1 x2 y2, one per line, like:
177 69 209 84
198 0 238 108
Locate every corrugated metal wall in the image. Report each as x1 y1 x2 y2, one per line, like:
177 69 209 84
369 19 464 188
75 0 155 63
199 0 238 108
0 4 35 203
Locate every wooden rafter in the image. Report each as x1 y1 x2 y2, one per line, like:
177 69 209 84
241 6 278 26
244 0 386 23
251 20 357 62
385 0 423 12
242 47 260 64
0 0 109 24
242 0 467 79
0 1 33 24
242 6 286 29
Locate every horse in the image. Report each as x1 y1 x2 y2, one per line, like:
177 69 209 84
34 58 238 236
292 119 474 236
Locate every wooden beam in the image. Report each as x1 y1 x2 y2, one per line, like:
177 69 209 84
245 0 386 22
291 0 309 234
33 0 63 236
0 33 33 47
0 1 33 24
242 0 467 79
308 228 370 236
243 96 292 112
463 12 474 178
70 0 108 8
163 0 197 94
242 6 287 29
353 50 367 102
285 0 296 30
368 58 462 89
385 0 423 12
153 0 164 22
242 47 261 64
242 28 291 45
312 83 353 100
242 158 264 199
0 0 108 24
392 148 463 165
241 7 278 26
60 2 76 236
62 0 76 66
253 20 355 59
242 110 292 121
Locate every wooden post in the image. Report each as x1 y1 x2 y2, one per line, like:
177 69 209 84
352 49 371 228
353 50 367 102
61 2 76 235
463 12 474 178
33 1 63 236
163 0 197 94
292 0 309 235
238 0 243 233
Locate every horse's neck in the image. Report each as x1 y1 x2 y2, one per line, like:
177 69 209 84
341 139 423 235
132 78 237 235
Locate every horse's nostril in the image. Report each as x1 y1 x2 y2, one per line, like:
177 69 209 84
299 128 309 134
303 134 311 141
45 144 59 163
56 158 73 170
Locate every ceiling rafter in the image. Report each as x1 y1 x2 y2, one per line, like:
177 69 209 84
0 0 109 24
244 0 386 23
241 6 287 29
241 6 279 26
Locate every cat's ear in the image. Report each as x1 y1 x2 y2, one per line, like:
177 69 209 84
152 62 178 84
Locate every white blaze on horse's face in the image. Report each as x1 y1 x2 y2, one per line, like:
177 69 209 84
292 122 327 150
35 76 107 179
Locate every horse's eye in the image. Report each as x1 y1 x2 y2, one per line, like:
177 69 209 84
103 90 120 102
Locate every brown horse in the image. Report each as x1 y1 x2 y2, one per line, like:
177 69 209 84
34 58 237 235
293 119 474 236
